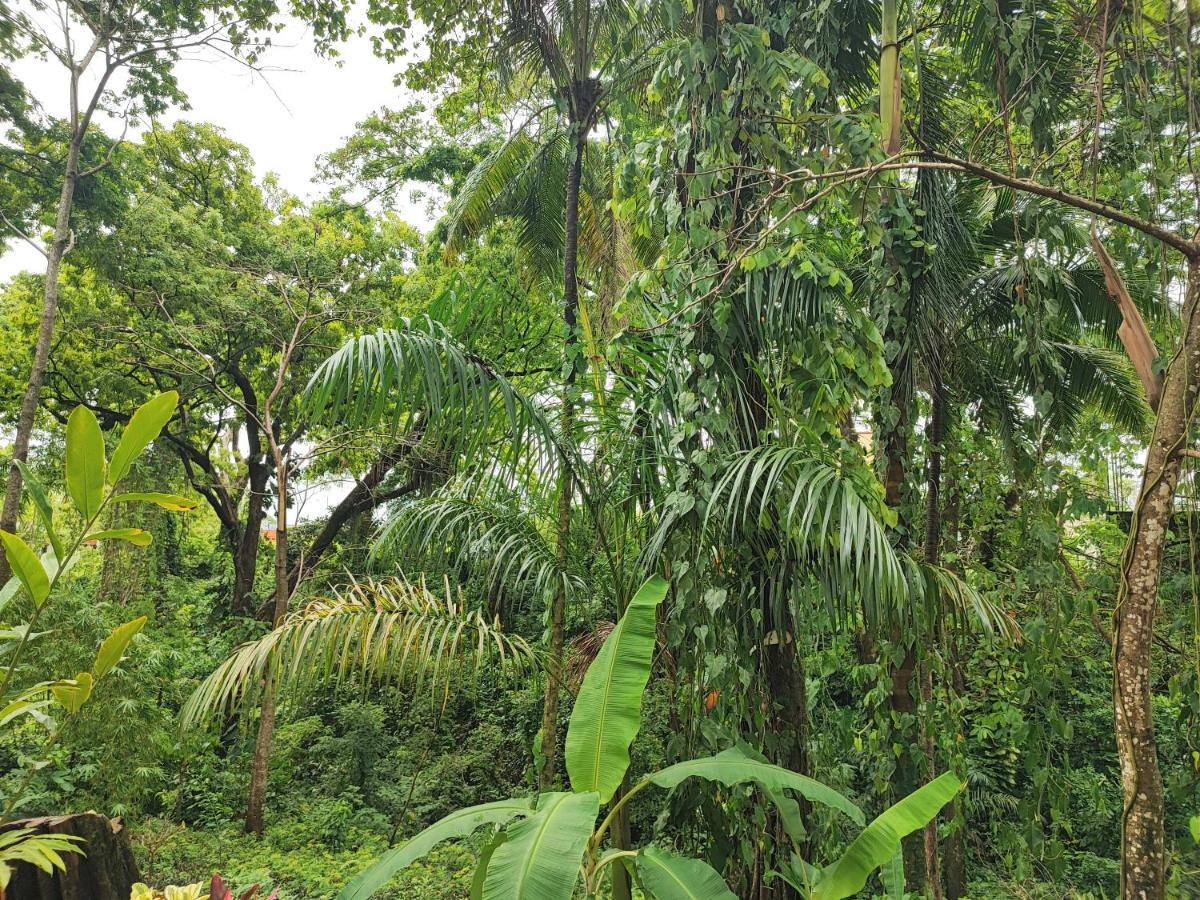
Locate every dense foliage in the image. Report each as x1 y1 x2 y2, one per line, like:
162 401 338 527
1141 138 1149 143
1 0 1200 898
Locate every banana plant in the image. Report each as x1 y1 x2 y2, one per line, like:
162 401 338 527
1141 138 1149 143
337 574 963 899
0 392 195 886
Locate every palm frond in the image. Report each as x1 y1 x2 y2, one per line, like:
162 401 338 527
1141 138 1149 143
1042 340 1151 437
705 445 906 628
443 128 569 280
906 559 1021 641
181 576 534 728
304 315 561 485
371 494 584 612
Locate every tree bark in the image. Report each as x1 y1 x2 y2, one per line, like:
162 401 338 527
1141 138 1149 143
539 126 586 793
920 381 945 900
0 129 83 583
244 440 289 836
1113 256 1200 899
2 813 139 900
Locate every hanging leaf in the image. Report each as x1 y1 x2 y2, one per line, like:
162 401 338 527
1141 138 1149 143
51 673 93 714
565 575 667 803
636 846 736 900
65 406 105 519
94 616 147 679
0 530 50 607
647 747 863 825
108 391 178 485
14 461 63 562
85 528 153 547
811 773 962 900
111 492 197 511
336 798 534 900
482 791 599 900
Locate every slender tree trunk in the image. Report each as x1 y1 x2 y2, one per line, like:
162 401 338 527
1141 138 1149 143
920 381 946 900
244 449 289 836
938 402 967 900
0 130 83 582
539 126 587 792
879 322 924 887
1113 255 1200 899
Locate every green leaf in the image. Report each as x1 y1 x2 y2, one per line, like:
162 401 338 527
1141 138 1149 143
811 773 963 900
0 531 50 607
110 492 197 512
51 672 93 714
880 850 904 899
0 698 53 728
108 392 178 485
482 791 599 900
636 846 736 900
65 406 105 519
470 830 507 900
85 529 153 547
94 616 147 679
1189 815 1200 845
565 575 667 802
0 548 72 616
648 747 863 825
14 461 63 563
336 798 534 900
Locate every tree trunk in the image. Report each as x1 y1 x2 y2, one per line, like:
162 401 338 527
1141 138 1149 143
0 131 83 584
3 813 139 900
244 447 290 836
1113 256 1200 899
879 333 924 888
920 381 945 900
539 126 587 792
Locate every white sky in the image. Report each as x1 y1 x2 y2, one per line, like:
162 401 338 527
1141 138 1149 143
0 17 438 521
0 16 435 280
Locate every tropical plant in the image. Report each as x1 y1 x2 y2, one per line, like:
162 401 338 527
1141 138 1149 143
0 391 195 884
181 575 534 729
333 575 962 899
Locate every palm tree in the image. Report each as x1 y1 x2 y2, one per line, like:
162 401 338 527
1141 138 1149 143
436 1 667 808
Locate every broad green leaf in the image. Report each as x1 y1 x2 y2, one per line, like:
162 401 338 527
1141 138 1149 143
636 846 736 900
470 830 507 900
51 673 93 714
648 747 863 825
0 531 50 607
482 791 599 900
108 392 178 485
880 850 904 899
566 574 667 802
1189 815 1200 845
337 798 533 900
94 616 147 678
65 406 105 519
85 528 153 547
0 548 71 616
0 698 52 728
111 492 197 512
811 773 963 900
14 461 63 562
735 742 805 842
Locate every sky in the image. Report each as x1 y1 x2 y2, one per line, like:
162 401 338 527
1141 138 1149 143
0 16 433 280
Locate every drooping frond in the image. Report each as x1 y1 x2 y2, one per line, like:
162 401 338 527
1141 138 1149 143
905 559 1021 642
1042 340 1151 438
304 315 561 485
181 576 535 728
705 446 906 627
372 494 585 613
444 128 570 280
